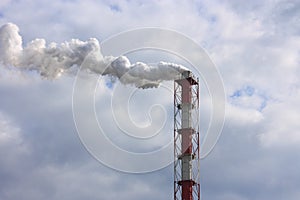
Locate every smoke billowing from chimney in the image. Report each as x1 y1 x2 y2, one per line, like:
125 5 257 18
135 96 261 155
0 23 188 88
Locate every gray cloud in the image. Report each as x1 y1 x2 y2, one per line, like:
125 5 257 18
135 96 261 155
0 0 300 200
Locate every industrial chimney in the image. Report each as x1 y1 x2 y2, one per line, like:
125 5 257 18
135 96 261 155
174 71 200 200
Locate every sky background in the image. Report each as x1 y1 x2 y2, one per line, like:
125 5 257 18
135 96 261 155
1 0 300 200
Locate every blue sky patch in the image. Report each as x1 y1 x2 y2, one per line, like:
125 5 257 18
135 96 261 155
105 80 114 89
109 4 121 12
231 85 255 98
230 85 269 111
244 86 255 96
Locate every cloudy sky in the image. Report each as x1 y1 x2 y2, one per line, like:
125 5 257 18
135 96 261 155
1 0 300 200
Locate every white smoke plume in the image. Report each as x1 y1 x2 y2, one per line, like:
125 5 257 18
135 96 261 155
0 23 188 88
